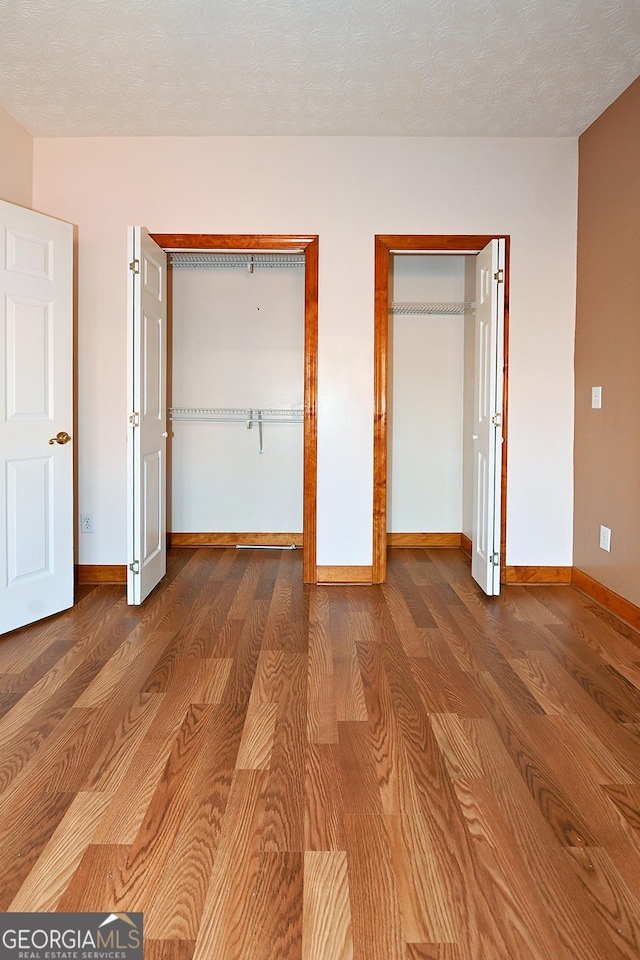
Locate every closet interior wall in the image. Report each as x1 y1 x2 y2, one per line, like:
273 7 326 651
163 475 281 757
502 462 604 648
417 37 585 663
388 254 477 537
169 256 305 536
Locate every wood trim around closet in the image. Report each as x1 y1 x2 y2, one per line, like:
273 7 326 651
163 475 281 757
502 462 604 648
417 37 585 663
170 533 303 548
302 237 319 584
316 565 373 583
373 234 510 584
76 564 127 584
386 533 464 548
151 233 319 584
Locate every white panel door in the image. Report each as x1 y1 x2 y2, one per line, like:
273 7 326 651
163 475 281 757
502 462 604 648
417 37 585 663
127 227 167 604
0 200 74 634
471 239 505 596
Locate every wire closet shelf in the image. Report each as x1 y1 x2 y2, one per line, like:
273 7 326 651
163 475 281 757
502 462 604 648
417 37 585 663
169 407 304 454
390 301 476 316
168 252 305 269
169 407 304 423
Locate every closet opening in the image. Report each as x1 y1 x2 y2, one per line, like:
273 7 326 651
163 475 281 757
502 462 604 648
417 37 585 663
373 235 509 591
152 233 318 584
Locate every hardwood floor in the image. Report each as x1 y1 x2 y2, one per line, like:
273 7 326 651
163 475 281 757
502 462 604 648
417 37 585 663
2 546 640 959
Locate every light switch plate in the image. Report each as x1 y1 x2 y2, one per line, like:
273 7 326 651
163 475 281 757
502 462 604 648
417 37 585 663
591 386 602 409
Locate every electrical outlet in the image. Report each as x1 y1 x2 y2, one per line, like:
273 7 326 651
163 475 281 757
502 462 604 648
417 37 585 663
81 513 93 534
599 525 611 552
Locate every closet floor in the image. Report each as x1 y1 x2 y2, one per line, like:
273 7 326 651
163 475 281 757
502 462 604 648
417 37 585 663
1 547 640 960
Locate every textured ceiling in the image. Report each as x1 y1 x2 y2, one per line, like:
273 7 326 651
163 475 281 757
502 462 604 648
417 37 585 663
0 0 639 138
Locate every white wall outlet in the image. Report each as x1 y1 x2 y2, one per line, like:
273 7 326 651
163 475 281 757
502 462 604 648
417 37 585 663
591 386 602 409
80 513 93 533
599 524 611 552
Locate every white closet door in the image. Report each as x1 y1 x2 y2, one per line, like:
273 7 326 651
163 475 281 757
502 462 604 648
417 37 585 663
0 200 74 634
127 227 167 604
471 238 505 596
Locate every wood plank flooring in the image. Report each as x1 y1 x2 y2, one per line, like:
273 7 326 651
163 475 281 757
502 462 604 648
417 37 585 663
2 546 640 959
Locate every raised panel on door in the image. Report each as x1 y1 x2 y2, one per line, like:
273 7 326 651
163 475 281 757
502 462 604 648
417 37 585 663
6 295 53 421
142 450 162 565
143 311 162 420
6 457 52 583
6 227 53 280
474 449 489 562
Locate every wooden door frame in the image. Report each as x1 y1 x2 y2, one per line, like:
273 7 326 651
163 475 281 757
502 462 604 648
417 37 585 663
151 233 318 584
373 234 510 584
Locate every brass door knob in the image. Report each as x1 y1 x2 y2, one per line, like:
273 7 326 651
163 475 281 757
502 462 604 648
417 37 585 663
49 431 71 445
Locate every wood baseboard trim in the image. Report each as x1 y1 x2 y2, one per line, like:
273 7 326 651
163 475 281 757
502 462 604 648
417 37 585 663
387 533 463 548
571 568 640 634
460 534 472 557
76 564 127 585
170 532 303 548
503 565 572 585
316 565 373 584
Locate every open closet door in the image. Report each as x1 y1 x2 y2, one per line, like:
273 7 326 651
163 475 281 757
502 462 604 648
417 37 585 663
471 238 505 596
127 227 167 604
0 201 74 633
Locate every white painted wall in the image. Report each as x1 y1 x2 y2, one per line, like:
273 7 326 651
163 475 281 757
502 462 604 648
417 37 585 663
388 256 465 533
170 263 304 532
32 135 578 567
0 105 32 208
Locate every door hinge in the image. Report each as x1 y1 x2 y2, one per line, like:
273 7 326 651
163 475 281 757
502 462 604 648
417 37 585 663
491 553 500 566
129 412 140 427
494 268 504 283
129 258 140 274
129 560 140 574
491 413 502 427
